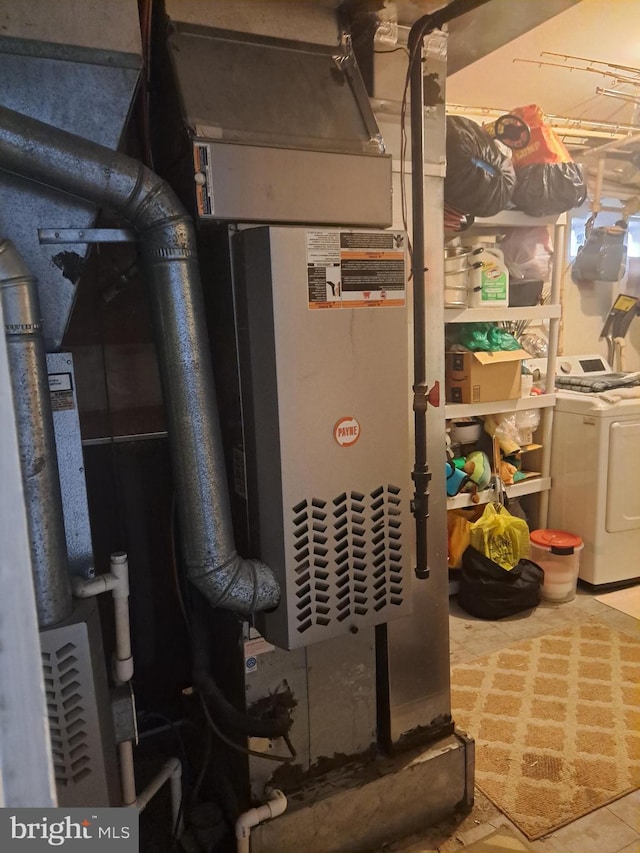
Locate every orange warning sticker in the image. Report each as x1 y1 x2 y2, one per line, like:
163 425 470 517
306 230 406 310
334 416 361 447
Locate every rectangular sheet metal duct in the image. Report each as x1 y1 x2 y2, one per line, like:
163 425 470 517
0 0 142 350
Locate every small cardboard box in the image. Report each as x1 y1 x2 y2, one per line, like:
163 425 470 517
445 349 529 404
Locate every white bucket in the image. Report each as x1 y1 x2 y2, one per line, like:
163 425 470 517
468 247 509 308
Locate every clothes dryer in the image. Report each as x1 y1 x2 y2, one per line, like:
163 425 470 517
548 388 640 588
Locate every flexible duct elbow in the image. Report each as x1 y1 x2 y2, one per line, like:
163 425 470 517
190 552 280 616
0 105 279 615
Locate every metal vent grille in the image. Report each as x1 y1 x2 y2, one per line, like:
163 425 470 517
291 485 405 636
42 643 92 787
292 497 330 634
370 485 404 612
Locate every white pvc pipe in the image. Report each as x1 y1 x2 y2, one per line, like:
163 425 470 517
71 573 118 597
71 552 133 684
236 789 288 853
136 757 183 837
110 553 133 684
119 740 137 807
73 552 136 805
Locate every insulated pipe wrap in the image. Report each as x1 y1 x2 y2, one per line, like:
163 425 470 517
0 239 72 627
0 105 279 615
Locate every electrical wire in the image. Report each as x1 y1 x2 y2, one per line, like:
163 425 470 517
190 721 213 805
198 693 296 764
373 47 409 55
399 41 414 269
137 711 191 770
169 492 191 633
137 0 154 168
95 244 129 554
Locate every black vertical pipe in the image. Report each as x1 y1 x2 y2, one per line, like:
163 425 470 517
407 0 491 580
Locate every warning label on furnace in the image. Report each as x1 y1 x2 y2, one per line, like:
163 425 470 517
306 230 406 309
48 372 75 411
193 143 215 217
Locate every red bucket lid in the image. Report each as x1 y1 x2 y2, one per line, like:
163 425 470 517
530 529 583 551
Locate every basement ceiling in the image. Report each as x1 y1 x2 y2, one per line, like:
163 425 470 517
446 0 640 129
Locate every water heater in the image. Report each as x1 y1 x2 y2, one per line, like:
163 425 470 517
232 226 413 649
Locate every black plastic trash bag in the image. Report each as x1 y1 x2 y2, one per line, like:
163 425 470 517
511 162 587 217
572 223 628 283
444 116 516 218
458 545 544 620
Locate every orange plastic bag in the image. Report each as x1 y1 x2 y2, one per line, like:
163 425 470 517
447 509 483 568
509 104 572 167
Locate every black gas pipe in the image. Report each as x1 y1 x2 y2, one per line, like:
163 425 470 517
408 0 491 579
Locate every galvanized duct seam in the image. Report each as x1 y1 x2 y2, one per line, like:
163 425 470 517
0 239 72 628
0 105 279 615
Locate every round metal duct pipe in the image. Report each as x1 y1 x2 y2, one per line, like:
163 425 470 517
0 239 72 627
0 105 279 616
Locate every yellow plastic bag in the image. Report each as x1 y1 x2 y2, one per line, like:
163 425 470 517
468 503 530 570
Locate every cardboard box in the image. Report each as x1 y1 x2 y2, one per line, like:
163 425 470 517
445 349 529 404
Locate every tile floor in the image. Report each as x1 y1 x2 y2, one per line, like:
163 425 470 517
383 585 640 853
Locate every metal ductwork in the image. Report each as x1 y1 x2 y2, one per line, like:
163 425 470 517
0 0 143 350
0 104 279 616
0 239 72 628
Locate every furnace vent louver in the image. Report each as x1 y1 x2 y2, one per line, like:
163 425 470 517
42 643 91 788
40 601 119 806
291 485 405 641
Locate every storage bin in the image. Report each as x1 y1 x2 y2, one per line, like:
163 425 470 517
529 529 583 603
508 278 544 307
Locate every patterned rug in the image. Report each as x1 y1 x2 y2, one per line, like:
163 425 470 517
451 620 640 840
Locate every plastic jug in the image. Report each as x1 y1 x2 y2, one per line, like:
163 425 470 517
468 247 509 308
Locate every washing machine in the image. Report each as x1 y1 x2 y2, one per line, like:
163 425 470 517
530 354 640 589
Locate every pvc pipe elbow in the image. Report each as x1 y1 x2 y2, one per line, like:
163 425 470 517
235 789 287 839
72 574 117 598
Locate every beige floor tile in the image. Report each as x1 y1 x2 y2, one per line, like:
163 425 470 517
572 594 611 615
450 647 477 665
608 791 640 833
458 633 513 658
595 585 640 620
541 808 638 853
528 839 562 853
616 843 640 853
454 823 499 847
596 608 640 637
493 614 551 639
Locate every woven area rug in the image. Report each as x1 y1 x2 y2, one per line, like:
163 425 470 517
451 620 640 840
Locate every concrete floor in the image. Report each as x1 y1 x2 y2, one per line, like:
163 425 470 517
380 586 640 853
